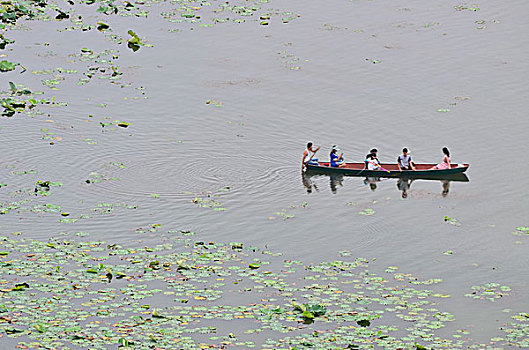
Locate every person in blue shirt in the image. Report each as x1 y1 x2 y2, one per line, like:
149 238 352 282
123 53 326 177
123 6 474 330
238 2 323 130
330 145 345 167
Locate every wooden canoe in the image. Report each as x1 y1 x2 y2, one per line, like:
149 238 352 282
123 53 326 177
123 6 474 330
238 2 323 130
306 162 469 180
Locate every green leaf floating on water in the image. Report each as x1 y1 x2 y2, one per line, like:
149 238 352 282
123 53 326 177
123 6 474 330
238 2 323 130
249 263 260 269
34 180 63 196
231 242 243 250
97 21 110 31
302 310 314 320
514 227 529 234
465 282 511 302
444 216 461 226
12 282 29 291
118 338 131 347
0 60 18 72
292 301 305 312
293 302 326 323
33 324 46 333
0 34 15 50
60 218 77 223
357 319 371 327
152 309 166 318
0 233 526 348
127 30 142 52
5 327 23 334
0 81 34 116
305 303 326 317
359 208 375 216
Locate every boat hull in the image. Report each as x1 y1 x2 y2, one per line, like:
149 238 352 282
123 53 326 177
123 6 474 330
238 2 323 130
305 162 469 181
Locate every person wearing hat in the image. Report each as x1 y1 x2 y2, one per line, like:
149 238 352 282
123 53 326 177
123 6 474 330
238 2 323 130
330 145 345 167
397 148 416 171
364 148 379 169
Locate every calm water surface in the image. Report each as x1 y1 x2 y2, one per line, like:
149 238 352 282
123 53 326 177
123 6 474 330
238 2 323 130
1 0 529 343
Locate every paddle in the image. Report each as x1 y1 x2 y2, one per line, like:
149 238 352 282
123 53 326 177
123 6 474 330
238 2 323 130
303 147 320 172
365 159 390 173
307 146 320 163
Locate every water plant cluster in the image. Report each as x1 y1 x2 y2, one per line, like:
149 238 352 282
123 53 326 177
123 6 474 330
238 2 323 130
1 0 529 348
0 233 527 349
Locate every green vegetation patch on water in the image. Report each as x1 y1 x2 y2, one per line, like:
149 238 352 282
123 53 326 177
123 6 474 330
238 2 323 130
0 235 527 349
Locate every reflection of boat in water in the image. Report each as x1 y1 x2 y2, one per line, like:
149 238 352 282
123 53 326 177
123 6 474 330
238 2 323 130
397 178 413 198
364 177 381 191
329 174 343 194
302 170 468 196
301 171 319 193
306 162 469 181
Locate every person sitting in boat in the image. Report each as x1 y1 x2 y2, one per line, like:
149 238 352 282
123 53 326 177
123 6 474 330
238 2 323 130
397 148 416 171
430 147 451 170
330 145 345 167
302 142 320 170
364 148 378 169
366 153 380 170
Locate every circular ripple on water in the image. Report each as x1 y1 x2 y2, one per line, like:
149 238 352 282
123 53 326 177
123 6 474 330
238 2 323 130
79 141 295 199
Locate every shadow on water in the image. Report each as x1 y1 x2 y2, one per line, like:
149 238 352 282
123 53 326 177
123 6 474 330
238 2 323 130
302 172 469 197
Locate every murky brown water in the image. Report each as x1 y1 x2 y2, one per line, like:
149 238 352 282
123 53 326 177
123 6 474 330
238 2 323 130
1 0 529 344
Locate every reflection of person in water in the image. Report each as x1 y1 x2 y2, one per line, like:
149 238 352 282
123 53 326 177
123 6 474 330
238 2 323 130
363 177 379 191
301 172 318 194
441 180 450 197
397 178 414 198
329 174 343 194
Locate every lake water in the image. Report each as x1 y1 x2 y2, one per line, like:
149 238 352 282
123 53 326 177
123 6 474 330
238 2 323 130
1 0 529 347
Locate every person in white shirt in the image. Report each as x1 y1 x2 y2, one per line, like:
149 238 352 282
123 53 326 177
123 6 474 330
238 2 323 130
364 148 378 169
397 148 416 171
366 153 380 170
302 142 320 170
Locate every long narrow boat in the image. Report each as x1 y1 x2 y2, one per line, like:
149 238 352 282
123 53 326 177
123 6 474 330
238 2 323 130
306 162 470 180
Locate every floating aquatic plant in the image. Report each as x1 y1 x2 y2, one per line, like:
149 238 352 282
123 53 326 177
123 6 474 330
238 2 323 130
444 216 461 226
465 282 511 302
